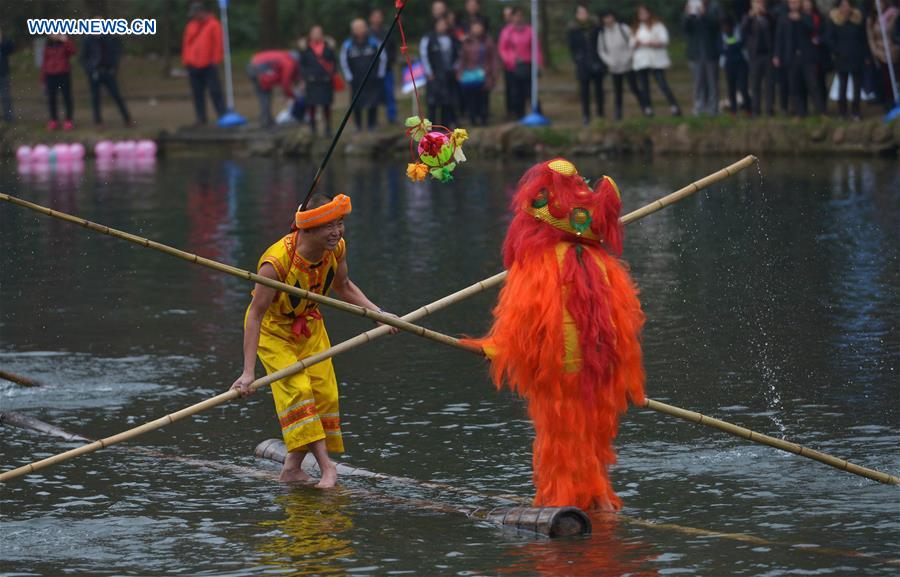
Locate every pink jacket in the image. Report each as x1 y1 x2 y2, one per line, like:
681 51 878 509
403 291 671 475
498 24 543 71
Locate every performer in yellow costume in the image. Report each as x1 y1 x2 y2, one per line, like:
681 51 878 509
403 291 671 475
231 193 393 488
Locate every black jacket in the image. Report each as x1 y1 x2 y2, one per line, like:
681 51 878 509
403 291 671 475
774 13 817 67
741 12 776 59
81 35 122 75
825 8 868 72
0 38 14 77
567 19 603 77
683 2 722 61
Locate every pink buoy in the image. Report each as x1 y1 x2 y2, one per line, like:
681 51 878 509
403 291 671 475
68 143 86 160
120 140 137 157
32 144 50 164
95 140 114 159
135 139 157 158
16 145 32 163
51 143 70 162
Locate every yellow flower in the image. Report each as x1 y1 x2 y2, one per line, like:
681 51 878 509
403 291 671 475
451 128 469 146
406 162 429 182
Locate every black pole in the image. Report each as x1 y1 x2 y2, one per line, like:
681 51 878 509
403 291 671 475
299 1 407 211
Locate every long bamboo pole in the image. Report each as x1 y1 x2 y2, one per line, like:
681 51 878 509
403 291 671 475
0 157 755 482
0 192 481 353
0 370 42 387
642 399 899 484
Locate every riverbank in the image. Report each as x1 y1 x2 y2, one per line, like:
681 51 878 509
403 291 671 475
3 116 898 161
1 54 897 160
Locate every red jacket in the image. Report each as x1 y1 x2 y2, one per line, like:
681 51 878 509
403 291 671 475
41 38 76 76
250 50 299 97
182 16 223 68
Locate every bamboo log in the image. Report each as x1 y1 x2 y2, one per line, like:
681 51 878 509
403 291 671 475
642 399 900 485
0 370 43 387
0 157 756 482
254 438 590 537
4 412 894 556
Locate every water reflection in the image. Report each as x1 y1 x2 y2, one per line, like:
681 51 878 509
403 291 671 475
255 490 355 577
498 515 658 577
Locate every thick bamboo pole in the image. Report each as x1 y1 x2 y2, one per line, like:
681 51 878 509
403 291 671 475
0 370 42 387
0 157 755 482
641 399 899 485
0 192 478 354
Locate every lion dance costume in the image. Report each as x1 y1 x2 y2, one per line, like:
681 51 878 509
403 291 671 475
464 159 645 512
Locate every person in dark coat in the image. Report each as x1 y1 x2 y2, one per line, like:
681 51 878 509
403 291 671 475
826 0 869 118
0 27 14 123
420 16 460 126
774 0 826 116
81 33 132 126
742 0 777 116
340 18 386 131
568 5 605 124
299 26 337 136
721 17 752 115
683 0 723 115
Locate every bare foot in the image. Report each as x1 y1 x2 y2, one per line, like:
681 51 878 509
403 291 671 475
279 467 312 484
314 462 338 489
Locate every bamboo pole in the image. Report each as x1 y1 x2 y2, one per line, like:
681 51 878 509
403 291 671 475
0 157 756 482
0 370 43 387
0 192 479 355
641 399 899 485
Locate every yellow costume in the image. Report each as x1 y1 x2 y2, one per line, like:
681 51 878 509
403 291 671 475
248 231 347 454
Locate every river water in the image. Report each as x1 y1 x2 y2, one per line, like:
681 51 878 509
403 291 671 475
1 154 897 576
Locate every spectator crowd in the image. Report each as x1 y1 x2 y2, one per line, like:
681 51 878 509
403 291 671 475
0 0 898 133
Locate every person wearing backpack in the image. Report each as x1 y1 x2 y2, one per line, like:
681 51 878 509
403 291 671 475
598 10 647 120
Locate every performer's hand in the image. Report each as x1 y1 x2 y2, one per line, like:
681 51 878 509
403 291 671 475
230 372 255 398
378 310 401 335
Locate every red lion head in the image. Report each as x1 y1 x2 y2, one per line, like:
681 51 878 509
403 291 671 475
503 158 623 268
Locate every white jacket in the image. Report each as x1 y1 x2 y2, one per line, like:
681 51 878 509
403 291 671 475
597 23 634 74
631 22 672 70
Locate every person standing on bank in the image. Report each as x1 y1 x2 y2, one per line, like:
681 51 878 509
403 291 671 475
458 19 499 126
421 16 461 127
683 0 722 116
633 5 682 117
41 34 76 131
774 0 826 117
299 26 338 136
81 31 132 127
231 194 396 488
598 10 647 120
340 18 387 132
0 28 15 123
182 1 226 126
826 0 869 120
742 0 777 116
499 6 542 119
721 16 752 115
568 5 605 124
